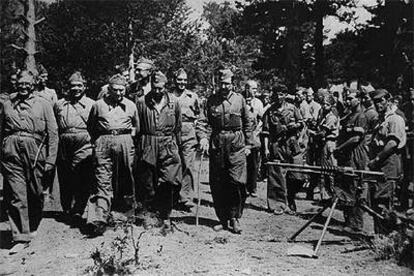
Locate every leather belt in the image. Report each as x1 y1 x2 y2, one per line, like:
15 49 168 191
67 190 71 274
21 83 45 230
62 128 88 134
101 129 132 136
7 131 43 141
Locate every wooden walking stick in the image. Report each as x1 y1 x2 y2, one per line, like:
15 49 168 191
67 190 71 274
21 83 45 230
196 153 205 226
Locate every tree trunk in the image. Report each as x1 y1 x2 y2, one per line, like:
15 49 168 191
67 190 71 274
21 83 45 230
128 18 135 82
284 1 302 91
314 0 324 88
24 0 37 74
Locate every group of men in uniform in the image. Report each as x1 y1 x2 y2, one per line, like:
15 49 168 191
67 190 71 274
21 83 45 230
261 83 412 235
1 59 413 253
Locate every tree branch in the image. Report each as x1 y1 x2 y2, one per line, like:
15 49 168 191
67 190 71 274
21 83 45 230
22 30 30 38
18 14 29 25
35 17 45 25
11 44 25 51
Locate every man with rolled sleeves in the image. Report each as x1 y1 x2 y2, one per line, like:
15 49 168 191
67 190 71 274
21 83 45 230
262 85 303 215
172 68 203 210
0 70 58 251
85 74 139 236
135 71 182 232
55 72 95 224
128 58 154 102
202 68 253 234
368 89 406 233
334 89 368 233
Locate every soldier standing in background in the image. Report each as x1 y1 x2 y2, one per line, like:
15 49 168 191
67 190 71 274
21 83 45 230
172 68 204 211
360 86 379 160
368 89 406 233
203 68 253 234
402 88 414 210
128 58 154 102
309 94 339 200
34 64 58 200
334 89 368 234
34 64 58 106
85 74 139 236
262 85 303 214
243 81 262 197
0 71 58 252
55 72 95 225
135 71 182 232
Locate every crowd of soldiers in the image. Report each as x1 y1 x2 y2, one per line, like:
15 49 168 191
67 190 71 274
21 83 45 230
0 58 413 253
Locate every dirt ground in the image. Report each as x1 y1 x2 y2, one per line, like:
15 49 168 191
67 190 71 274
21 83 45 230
0 171 413 276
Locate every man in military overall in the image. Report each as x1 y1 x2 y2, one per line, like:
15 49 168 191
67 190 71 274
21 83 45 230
262 85 303 214
55 72 95 225
0 70 58 252
85 74 139 236
135 71 182 232
203 68 253 234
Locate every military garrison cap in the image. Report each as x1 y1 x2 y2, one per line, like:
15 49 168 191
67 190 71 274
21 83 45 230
17 70 35 83
136 57 154 70
68 71 86 83
109 74 127 86
174 68 187 78
152 71 167 88
371 89 389 100
218 69 233 83
246 80 258 89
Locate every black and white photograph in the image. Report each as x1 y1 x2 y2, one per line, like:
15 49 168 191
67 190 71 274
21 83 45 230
0 0 413 275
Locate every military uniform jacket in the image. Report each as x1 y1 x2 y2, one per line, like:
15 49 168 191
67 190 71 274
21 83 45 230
136 92 182 167
262 102 302 143
87 97 139 142
174 89 201 141
55 95 95 162
0 93 59 165
205 91 253 145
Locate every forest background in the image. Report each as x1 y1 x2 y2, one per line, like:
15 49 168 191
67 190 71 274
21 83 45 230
1 0 413 98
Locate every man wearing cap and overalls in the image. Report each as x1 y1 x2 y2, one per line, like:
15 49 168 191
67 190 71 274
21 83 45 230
368 89 406 233
55 72 95 225
0 70 58 252
334 89 368 234
85 74 139 236
172 68 205 210
202 68 253 234
128 57 154 102
135 71 182 232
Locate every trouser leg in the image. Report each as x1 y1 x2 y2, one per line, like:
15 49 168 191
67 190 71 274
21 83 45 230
209 154 228 223
72 156 93 215
3 154 44 241
228 146 247 219
85 137 113 224
179 138 197 204
153 182 174 220
57 159 73 213
112 135 136 211
136 161 156 210
267 163 287 210
246 148 259 194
